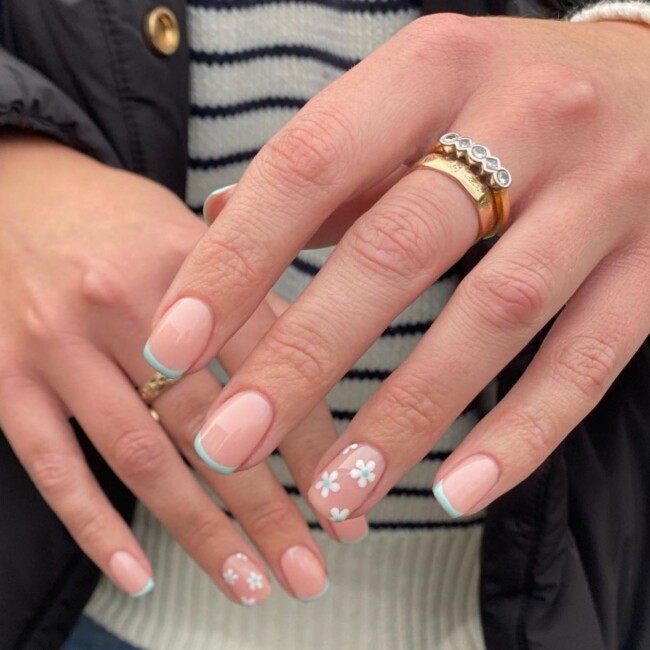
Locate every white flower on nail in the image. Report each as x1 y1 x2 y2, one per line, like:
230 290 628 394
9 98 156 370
315 470 341 498
247 572 264 591
223 568 239 585
350 459 376 488
329 507 350 522
235 553 248 561
241 596 257 606
342 443 359 455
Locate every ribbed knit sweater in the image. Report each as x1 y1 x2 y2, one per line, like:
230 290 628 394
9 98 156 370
85 2 650 648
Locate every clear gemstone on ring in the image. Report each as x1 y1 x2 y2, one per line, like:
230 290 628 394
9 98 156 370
440 132 459 145
483 157 500 172
469 145 488 161
456 137 472 149
495 169 512 187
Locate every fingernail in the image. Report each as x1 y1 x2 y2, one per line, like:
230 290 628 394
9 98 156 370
332 516 369 544
194 391 273 473
280 546 329 602
108 551 154 598
308 443 386 522
144 297 213 379
433 454 500 518
203 184 236 223
222 552 271 607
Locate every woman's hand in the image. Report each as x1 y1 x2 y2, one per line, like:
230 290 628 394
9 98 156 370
146 15 650 523
0 135 365 605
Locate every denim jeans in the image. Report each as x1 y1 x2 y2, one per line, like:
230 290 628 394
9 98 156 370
63 615 141 650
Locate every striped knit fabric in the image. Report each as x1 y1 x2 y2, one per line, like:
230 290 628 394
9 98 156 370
85 1 488 647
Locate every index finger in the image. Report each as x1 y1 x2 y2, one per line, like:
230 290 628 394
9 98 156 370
144 15 486 379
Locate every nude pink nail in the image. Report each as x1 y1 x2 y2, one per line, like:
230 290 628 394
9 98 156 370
144 297 213 379
433 454 500 518
308 443 386 523
222 552 271 606
194 391 274 474
280 546 328 601
108 551 154 598
331 516 369 544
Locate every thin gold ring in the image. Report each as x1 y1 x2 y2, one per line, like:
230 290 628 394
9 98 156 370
138 372 180 404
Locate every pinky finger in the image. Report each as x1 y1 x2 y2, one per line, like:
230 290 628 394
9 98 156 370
0 378 154 597
433 250 650 518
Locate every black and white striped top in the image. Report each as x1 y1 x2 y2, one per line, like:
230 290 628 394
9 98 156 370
86 1 487 647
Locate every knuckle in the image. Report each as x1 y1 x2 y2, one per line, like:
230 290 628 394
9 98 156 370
80 260 130 308
467 256 553 330
379 381 443 444
184 514 227 553
111 428 167 481
501 406 557 462
528 66 599 125
243 498 298 539
31 452 81 496
200 228 265 292
262 317 333 386
259 106 350 192
401 14 492 70
554 335 618 401
345 202 438 281
74 510 114 550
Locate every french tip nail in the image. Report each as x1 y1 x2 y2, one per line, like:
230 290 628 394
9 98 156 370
202 184 237 221
143 341 184 380
194 434 236 474
433 481 462 519
298 580 330 603
131 577 155 598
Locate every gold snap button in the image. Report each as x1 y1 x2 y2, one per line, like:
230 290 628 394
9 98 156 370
144 6 180 56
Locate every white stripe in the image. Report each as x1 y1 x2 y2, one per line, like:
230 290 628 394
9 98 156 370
188 5 418 59
190 58 345 107
186 163 250 206
189 108 298 160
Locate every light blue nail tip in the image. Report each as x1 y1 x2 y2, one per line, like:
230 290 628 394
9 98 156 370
299 580 330 603
143 341 184 380
433 481 462 519
131 578 155 598
202 184 237 221
194 435 236 474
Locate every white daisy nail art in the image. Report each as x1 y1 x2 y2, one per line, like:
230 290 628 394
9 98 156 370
247 572 264 591
241 596 257 606
350 459 376 488
315 470 341 498
223 568 239 585
342 443 359 455
329 507 350 522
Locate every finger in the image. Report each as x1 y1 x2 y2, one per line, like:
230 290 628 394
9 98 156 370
148 368 330 602
145 15 487 377
214 294 368 542
203 167 410 249
264 293 369 543
431 246 650 517
0 377 154 597
42 347 271 606
306 184 631 521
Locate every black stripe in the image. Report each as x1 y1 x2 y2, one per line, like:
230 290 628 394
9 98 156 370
282 485 440 497
344 368 391 381
190 149 259 170
191 45 357 71
222 510 483 529
381 320 433 337
271 448 451 462
189 0 420 14
191 97 305 119
333 396 480 422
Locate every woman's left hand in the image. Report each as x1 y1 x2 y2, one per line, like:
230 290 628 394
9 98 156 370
146 14 650 521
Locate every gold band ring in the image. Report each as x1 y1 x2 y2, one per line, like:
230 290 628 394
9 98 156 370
138 371 180 404
414 132 512 240
414 153 498 241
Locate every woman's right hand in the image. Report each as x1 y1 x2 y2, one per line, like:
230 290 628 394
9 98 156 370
0 135 365 604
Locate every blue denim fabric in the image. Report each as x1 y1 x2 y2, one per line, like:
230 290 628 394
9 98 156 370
63 615 141 650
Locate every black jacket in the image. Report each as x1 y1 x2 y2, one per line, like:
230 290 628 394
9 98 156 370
1 1 648 648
